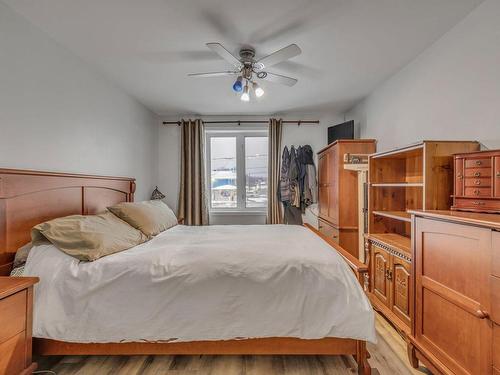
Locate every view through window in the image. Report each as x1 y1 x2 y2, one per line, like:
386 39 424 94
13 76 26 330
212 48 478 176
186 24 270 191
245 137 268 208
208 132 268 210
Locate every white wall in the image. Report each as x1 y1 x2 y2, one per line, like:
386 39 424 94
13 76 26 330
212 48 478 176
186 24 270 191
346 0 500 152
0 2 159 200
158 112 343 223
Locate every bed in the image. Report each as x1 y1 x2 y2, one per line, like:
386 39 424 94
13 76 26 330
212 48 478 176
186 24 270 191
0 168 374 374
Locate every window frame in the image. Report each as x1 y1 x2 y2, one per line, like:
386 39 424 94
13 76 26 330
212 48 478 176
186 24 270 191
205 128 268 214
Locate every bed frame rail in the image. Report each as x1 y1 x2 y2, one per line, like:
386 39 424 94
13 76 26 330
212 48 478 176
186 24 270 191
304 223 369 287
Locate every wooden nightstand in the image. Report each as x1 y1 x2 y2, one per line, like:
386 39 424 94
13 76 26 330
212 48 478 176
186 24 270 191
0 277 39 375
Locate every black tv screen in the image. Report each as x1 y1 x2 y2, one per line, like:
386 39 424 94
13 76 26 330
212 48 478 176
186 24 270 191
328 120 354 144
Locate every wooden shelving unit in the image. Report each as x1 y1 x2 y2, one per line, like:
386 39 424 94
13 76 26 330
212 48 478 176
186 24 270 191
371 183 424 187
372 210 411 223
365 140 480 336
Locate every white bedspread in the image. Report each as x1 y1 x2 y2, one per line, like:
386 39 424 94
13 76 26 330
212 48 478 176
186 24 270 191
24 225 376 343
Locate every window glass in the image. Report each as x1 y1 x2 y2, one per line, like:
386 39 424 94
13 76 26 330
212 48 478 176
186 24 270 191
210 137 237 208
245 137 268 208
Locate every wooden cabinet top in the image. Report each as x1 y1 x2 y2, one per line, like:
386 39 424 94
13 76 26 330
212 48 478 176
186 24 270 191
409 210 500 230
454 149 500 158
0 276 39 300
317 139 376 155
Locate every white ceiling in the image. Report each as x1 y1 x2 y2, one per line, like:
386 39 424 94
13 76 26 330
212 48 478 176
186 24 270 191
4 0 483 115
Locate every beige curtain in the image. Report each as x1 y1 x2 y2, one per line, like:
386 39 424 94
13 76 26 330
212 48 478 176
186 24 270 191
178 119 209 225
267 118 283 224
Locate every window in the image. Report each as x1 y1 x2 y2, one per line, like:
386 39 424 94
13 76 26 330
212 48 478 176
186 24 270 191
206 130 268 211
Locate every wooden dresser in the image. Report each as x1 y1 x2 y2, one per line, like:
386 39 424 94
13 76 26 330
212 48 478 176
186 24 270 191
0 277 39 375
453 149 500 213
408 210 500 375
317 139 376 258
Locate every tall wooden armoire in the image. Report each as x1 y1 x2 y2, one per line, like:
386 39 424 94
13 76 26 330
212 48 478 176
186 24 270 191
317 139 376 258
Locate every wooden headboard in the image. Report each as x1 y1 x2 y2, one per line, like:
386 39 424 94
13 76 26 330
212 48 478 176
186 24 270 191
0 168 135 275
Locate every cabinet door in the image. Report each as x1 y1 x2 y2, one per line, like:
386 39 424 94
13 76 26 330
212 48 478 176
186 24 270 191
318 152 329 185
328 148 339 225
371 244 391 307
455 157 464 197
414 217 491 375
391 256 411 327
495 156 500 198
318 152 330 218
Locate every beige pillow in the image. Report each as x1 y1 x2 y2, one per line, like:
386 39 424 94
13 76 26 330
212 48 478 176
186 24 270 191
31 211 148 261
107 200 178 238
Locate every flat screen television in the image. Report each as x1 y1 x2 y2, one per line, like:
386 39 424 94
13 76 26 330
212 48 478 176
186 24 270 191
327 120 354 144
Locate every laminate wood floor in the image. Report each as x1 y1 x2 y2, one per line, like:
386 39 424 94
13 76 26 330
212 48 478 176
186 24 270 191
36 313 432 375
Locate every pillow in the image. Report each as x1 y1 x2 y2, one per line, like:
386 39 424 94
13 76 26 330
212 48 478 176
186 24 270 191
107 200 178 237
31 211 148 261
10 265 25 277
13 242 35 268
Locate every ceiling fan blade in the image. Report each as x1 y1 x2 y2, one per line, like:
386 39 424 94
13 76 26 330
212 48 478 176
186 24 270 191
206 43 242 69
254 44 301 70
188 71 239 78
260 72 298 87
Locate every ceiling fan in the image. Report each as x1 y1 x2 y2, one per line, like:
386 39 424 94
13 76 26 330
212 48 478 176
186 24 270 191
188 43 301 101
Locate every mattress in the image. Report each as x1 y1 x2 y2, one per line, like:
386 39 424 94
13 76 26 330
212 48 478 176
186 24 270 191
23 224 376 343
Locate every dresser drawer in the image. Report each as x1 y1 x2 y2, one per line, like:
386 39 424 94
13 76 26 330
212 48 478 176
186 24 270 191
465 158 491 168
492 276 500 324
454 198 500 211
318 219 339 242
0 331 26 375
494 324 500 369
464 167 492 178
464 187 492 197
464 177 491 187
0 290 26 343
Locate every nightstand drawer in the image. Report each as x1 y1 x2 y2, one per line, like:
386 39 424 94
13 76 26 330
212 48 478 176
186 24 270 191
0 331 26 375
0 290 26 343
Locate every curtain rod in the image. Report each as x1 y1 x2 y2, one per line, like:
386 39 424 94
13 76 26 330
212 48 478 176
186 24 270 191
162 120 319 126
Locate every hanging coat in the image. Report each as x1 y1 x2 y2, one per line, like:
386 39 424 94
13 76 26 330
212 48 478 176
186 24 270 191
289 146 301 208
301 145 317 206
279 146 291 203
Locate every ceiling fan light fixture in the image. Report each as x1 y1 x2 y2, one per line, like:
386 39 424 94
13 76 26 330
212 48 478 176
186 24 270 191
253 82 264 98
241 83 250 102
232 76 243 92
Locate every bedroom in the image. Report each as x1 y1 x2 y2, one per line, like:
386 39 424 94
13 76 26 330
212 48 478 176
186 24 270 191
0 0 499 374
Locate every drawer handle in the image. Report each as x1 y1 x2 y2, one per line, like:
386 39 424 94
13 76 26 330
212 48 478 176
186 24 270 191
473 201 485 206
474 309 489 319
474 190 480 196
475 160 482 166
474 180 481 185
474 172 481 177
